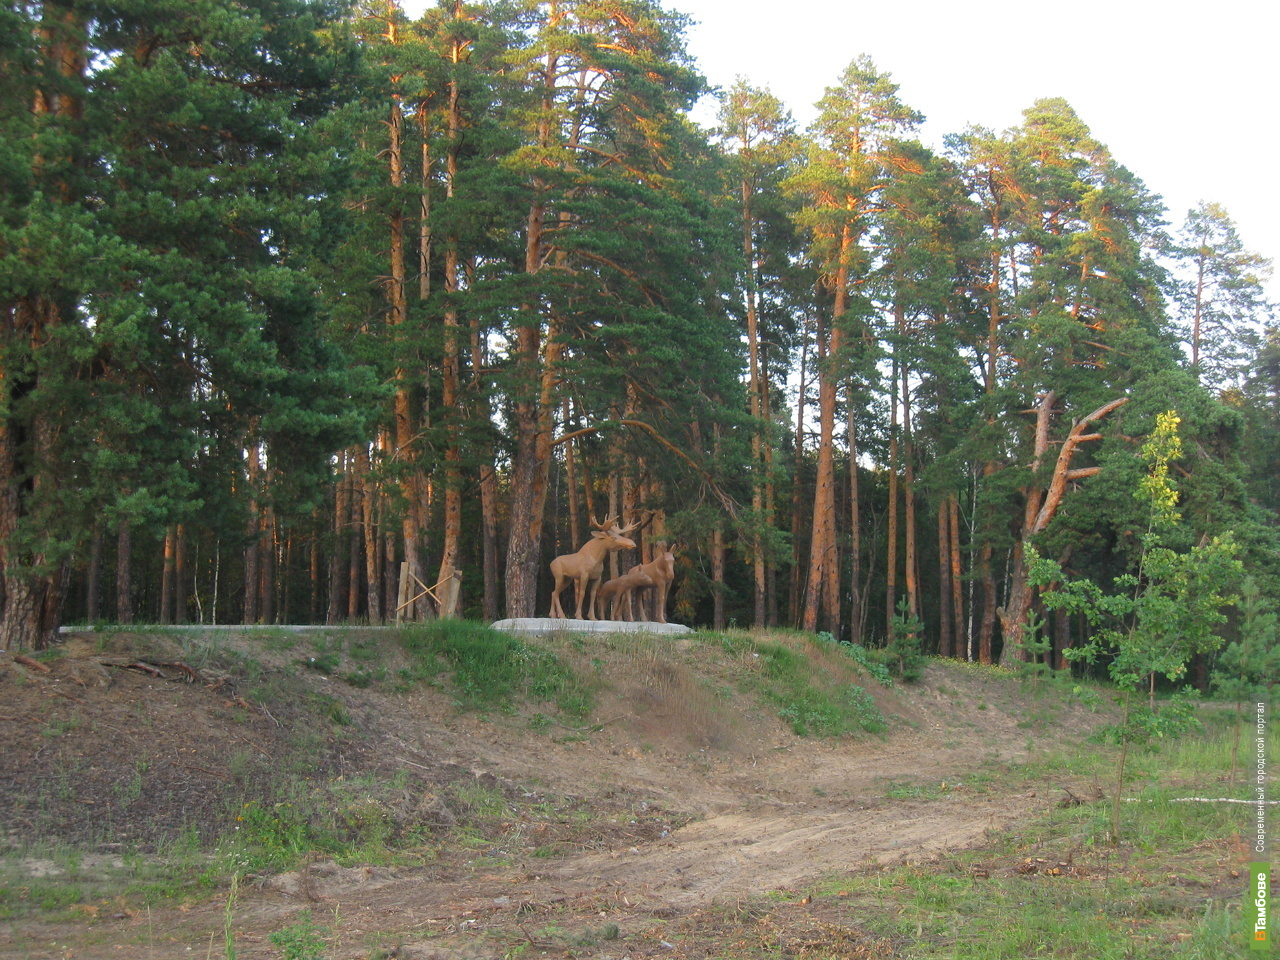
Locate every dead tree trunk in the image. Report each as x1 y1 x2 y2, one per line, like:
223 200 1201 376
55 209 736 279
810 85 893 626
998 393 1127 664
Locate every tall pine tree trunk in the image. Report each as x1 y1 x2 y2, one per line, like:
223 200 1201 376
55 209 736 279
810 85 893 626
115 519 132 625
949 495 965 658
763 366 779 626
712 525 726 630
902 363 919 627
802 310 841 635
356 445 381 623
846 390 862 642
803 238 849 638
472 321 500 623
347 465 362 620
741 175 768 628
242 443 261 624
436 57 464 617
977 229 1004 664
886 361 899 641
160 525 176 624
937 503 952 657
259 504 275 625
790 322 810 625
175 523 188 624
390 92 431 621
504 40 564 620
328 453 349 624
309 521 320 624
0 7 84 649
86 526 103 624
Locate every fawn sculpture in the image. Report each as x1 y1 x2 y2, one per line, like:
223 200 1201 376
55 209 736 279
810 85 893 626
595 567 656 621
548 515 639 620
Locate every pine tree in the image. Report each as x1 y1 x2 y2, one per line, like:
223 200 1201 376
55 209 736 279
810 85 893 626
498 0 723 618
786 55 921 638
717 79 799 629
0 0 357 647
1172 201 1274 391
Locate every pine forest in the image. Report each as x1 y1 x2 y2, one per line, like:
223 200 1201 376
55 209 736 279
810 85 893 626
4 0 1279 690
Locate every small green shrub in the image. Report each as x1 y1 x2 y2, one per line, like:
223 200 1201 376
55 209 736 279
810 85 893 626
885 598 926 682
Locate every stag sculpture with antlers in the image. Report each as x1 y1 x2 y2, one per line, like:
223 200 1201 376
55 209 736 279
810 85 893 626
548 515 640 620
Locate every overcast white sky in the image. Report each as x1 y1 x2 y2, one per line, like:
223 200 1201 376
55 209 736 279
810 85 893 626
402 0 1280 298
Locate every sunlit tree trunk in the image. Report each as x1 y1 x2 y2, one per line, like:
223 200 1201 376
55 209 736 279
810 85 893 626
803 234 849 639
937 504 952 657
886 354 899 640
846 391 862 642
436 32 466 615
789 322 810 625
902 362 919 627
949 496 965 657
160 525 176 624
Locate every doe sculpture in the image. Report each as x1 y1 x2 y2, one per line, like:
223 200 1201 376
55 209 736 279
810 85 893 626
631 543 676 623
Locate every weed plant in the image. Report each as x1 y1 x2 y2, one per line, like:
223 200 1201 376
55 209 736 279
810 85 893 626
269 909 328 959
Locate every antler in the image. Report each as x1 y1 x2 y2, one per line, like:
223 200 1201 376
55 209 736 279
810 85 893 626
616 516 641 535
590 514 619 530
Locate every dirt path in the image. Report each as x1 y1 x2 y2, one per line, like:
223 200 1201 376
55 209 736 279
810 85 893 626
165 733 1043 960
175 688 1063 959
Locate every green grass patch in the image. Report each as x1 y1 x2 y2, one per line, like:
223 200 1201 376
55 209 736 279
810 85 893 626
722 636 888 737
397 620 593 718
804 713 1255 958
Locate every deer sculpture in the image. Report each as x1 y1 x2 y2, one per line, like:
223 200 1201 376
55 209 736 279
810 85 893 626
595 567 656 622
548 515 640 620
631 543 676 624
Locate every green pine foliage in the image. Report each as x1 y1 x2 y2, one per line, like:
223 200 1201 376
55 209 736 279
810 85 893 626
0 0 1274 660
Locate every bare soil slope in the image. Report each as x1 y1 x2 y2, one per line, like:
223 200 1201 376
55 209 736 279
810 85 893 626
0 628 1113 959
